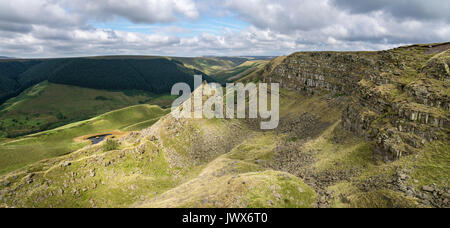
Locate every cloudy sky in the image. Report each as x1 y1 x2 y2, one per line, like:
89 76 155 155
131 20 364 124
0 0 449 57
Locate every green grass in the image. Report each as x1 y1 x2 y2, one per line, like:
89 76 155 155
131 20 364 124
227 134 276 163
176 57 243 75
245 171 316 208
0 104 169 175
311 124 374 172
103 139 119 152
137 156 316 208
410 141 450 188
1 87 445 208
1 45 448 208
0 81 176 138
4 140 181 208
212 60 268 83
348 189 421 208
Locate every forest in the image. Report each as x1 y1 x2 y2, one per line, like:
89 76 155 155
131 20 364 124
0 57 213 104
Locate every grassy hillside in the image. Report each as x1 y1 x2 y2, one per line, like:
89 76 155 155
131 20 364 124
0 88 319 208
0 82 445 208
0 57 213 105
175 57 248 75
0 60 42 103
0 104 169 175
0 81 176 138
0 44 447 208
47 58 213 93
174 57 270 83
237 56 287 83
0 56 272 106
212 60 269 83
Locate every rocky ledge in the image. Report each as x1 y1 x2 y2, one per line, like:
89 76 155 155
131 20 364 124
262 43 449 162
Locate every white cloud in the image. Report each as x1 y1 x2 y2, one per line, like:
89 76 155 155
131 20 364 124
0 0 82 27
332 0 450 22
0 0 199 28
223 0 338 32
220 0 450 48
0 0 449 57
64 0 199 23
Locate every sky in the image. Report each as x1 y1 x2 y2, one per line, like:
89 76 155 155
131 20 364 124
0 0 449 58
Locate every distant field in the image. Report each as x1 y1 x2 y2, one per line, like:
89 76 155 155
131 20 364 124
0 81 176 138
176 57 270 82
0 104 170 174
212 60 269 83
175 57 247 75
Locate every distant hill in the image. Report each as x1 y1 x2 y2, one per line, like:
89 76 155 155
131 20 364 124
173 57 243 75
0 81 177 138
202 56 275 61
176 56 275 76
0 57 215 105
239 56 276 60
212 60 269 83
0 55 276 105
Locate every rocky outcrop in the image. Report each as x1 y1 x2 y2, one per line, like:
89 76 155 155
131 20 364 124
422 50 450 80
263 43 450 162
263 52 368 95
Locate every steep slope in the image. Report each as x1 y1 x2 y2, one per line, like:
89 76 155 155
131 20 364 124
0 60 42 104
0 56 271 106
259 43 449 162
0 85 318 208
0 56 212 137
46 58 213 94
0 83 429 208
212 60 269 83
0 57 214 105
0 81 176 138
175 57 273 80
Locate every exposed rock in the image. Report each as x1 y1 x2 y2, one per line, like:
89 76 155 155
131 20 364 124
264 45 449 162
422 186 435 193
90 170 96 178
25 174 35 184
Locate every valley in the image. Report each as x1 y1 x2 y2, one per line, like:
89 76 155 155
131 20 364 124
0 56 269 178
0 44 448 208
0 81 176 138
0 56 269 139
0 104 169 175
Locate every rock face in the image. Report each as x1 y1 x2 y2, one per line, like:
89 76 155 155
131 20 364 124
262 43 450 162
